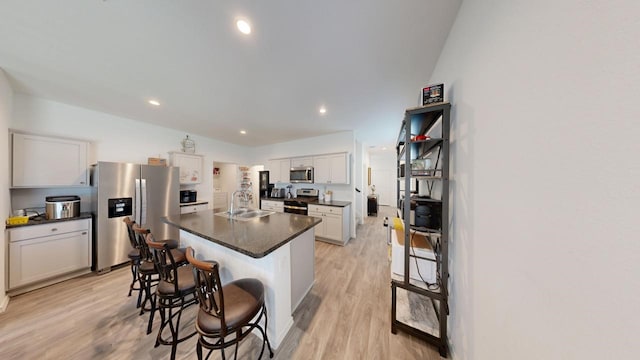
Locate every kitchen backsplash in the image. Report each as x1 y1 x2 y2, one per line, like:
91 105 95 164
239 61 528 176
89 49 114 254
10 187 92 215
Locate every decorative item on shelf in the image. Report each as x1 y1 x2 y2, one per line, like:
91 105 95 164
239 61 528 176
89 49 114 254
411 134 431 141
213 167 220 175
421 83 444 105
181 135 195 153
147 157 167 166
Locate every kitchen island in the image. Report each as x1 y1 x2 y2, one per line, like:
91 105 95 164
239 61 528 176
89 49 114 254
162 209 321 348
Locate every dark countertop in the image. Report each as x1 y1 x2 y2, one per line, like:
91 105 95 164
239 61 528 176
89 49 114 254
5 212 93 229
162 209 321 259
179 201 209 207
260 197 351 207
312 200 351 207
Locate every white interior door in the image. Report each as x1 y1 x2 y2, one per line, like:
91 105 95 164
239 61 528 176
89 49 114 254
370 169 394 206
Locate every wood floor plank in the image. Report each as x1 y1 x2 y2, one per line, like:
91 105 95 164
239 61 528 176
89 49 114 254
0 206 443 359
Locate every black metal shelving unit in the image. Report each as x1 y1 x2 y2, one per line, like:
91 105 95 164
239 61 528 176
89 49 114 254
391 102 450 357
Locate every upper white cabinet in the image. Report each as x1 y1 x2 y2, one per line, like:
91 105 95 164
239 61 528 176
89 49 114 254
12 133 89 188
290 157 313 168
267 158 291 183
169 152 203 184
313 153 349 184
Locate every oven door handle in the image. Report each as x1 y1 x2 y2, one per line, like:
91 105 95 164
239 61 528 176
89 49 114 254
284 205 307 211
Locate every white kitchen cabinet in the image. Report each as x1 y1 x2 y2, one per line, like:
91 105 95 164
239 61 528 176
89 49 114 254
12 133 89 187
169 152 203 184
180 202 209 214
307 204 350 245
261 199 284 213
312 153 349 184
8 218 92 290
290 157 313 168
267 158 291 183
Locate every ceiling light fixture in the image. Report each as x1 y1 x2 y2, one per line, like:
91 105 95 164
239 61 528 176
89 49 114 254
236 19 251 35
319 106 327 114
148 100 160 106
240 130 247 135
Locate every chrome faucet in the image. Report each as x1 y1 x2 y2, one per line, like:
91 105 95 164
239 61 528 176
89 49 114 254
229 189 249 215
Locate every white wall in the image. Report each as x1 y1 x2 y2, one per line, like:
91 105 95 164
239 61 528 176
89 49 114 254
11 94 252 209
369 151 397 206
430 1 640 359
0 69 13 311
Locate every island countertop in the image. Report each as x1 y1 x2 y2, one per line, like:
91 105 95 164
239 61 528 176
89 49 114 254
162 209 321 258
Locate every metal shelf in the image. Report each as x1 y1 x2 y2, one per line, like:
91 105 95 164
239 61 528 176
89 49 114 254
393 101 451 358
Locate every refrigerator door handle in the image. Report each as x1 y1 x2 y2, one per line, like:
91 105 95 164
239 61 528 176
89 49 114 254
135 178 141 224
140 178 147 225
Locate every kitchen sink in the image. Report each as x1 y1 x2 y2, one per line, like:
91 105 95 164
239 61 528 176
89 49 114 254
215 209 275 221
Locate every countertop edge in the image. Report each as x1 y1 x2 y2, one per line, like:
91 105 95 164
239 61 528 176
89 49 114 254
162 215 321 259
5 212 93 229
260 197 351 207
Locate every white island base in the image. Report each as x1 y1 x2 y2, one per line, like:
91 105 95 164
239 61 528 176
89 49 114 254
179 228 315 349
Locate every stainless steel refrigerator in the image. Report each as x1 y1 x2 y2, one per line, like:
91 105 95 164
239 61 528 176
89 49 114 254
91 161 180 273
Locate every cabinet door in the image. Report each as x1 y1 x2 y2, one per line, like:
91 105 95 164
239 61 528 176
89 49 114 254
323 214 343 241
291 157 313 168
279 159 292 183
267 160 281 183
9 229 91 288
307 211 325 237
261 200 275 210
12 133 88 187
170 153 203 184
328 153 349 184
313 156 330 183
267 159 291 183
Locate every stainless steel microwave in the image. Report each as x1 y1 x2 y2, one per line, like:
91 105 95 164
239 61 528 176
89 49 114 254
290 167 314 183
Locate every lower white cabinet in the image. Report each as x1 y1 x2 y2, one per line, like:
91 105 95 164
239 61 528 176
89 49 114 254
261 200 284 213
8 218 92 289
180 202 209 214
308 204 351 245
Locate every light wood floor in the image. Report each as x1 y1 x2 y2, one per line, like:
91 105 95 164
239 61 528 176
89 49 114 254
0 206 442 359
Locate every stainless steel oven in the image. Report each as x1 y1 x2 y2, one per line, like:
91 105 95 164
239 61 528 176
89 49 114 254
283 202 308 215
289 167 313 183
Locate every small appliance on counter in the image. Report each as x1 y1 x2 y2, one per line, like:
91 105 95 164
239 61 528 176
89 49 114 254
45 195 80 220
180 190 197 203
271 188 285 198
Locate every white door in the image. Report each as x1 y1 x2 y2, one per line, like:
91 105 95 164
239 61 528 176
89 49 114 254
371 169 394 206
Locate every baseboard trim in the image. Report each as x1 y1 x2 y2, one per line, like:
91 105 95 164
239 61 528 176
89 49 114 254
0 293 9 313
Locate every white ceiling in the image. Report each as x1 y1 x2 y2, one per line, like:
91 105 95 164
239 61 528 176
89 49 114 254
0 0 461 148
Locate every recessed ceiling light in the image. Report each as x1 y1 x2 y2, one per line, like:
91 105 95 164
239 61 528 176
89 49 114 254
240 130 247 135
148 100 160 106
236 19 251 35
319 106 327 114
382 147 387 150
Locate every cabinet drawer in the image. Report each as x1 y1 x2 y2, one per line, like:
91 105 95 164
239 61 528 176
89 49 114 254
8 219 90 242
308 205 343 215
180 203 209 214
